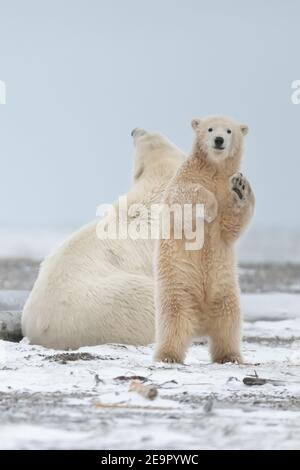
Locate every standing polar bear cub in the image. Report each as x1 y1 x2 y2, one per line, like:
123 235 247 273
154 116 255 364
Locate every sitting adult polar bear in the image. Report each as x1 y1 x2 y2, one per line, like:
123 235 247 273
22 129 185 349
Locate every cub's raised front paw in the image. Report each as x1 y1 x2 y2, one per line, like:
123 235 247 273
230 173 251 204
204 194 218 223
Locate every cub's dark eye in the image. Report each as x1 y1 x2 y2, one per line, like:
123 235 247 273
227 129 232 134
208 128 213 132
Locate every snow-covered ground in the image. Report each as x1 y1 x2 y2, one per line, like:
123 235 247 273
0 292 300 450
0 229 300 449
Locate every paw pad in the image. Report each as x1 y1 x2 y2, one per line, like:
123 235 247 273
231 174 249 201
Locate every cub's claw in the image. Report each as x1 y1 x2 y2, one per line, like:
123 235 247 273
154 350 184 364
214 354 243 365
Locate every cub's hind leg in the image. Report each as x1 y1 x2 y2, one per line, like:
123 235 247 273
207 290 243 364
154 287 197 364
154 241 198 364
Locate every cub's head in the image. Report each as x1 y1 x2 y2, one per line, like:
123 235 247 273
191 116 248 164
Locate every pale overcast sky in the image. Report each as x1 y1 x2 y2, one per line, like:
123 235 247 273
0 0 299 229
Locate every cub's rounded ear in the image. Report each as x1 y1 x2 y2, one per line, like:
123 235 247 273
191 118 201 130
240 124 249 136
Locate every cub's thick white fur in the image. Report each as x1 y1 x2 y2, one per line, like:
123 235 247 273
22 130 184 349
154 116 255 364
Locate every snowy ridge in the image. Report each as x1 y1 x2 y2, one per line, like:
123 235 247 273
0 228 71 260
1 227 300 263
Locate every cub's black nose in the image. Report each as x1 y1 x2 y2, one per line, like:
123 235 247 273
215 136 224 148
